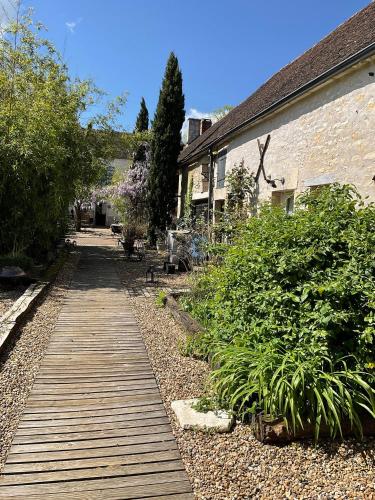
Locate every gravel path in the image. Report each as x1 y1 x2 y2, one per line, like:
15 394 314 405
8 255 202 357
0 252 79 470
0 286 27 318
117 253 375 500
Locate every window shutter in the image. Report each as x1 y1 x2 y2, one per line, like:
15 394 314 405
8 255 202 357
216 150 227 188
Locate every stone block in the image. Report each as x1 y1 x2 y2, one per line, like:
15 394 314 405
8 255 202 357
171 398 234 433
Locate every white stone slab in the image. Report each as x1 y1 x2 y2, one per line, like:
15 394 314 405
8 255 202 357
171 398 234 433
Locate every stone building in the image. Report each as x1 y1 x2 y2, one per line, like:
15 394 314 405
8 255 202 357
177 2 375 221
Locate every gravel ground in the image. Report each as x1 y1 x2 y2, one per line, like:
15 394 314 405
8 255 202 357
117 247 190 292
0 286 27 318
0 252 79 470
117 252 375 500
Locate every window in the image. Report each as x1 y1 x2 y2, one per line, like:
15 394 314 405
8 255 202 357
216 149 227 188
309 184 329 197
272 190 295 214
285 194 294 215
193 201 208 222
201 164 209 192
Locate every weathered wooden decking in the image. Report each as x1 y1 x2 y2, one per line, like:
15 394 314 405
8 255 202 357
0 243 192 499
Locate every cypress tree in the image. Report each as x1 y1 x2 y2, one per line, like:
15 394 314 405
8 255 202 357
148 52 185 242
134 97 149 132
133 97 149 163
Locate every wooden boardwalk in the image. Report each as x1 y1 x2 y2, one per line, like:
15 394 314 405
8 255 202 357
0 244 193 499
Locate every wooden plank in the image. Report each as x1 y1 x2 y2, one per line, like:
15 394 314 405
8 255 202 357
31 381 155 392
0 282 48 352
20 401 164 420
28 386 158 400
33 374 155 383
23 394 162 411
31 378 155 389
16 414 168 435
0 460 184 486
3 448 180 474
36 366 152 373
46 343 146 348
0 471 188 497
18 408 166 428
1 482 193 500
13 420 171 444
10 428 173 454
6 436 177 465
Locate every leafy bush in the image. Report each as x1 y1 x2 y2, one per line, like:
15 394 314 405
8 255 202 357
155 290 167 308
185 185 375 438
212 342 374 439
0 14 123 254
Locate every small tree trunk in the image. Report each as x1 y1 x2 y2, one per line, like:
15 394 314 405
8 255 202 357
74 203 82 232
148 225 157 247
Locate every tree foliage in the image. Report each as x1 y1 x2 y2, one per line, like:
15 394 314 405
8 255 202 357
0 12 124 256
148 52 185 242
134 97 149 133
212 104 234 121
133 97 149 163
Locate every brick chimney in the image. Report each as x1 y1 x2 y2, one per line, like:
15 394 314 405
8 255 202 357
187 118 201 144
187 117 213 145
200 118 212 135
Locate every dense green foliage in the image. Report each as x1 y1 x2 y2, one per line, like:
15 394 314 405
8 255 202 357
0 14 122 259
133 98 149 164
134 97 149 133
184 185 375 438
148 52 185 243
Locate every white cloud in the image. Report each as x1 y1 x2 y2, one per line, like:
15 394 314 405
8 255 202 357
181 107 215 143
65 17 82 33
65 21 76 33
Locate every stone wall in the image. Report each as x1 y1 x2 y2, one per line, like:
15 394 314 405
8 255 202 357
225 58 375 204
181 56 375 214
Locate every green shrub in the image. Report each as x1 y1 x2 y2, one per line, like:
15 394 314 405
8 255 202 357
212 341 374 439
186 185 375 438
155 290 167 308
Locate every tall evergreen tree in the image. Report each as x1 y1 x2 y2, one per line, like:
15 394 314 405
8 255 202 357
148 52 185 242
133 97 149 163
134 97 149 133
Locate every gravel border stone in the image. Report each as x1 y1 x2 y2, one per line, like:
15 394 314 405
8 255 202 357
172 399 234 433
0 282 48 351
0 287 27 318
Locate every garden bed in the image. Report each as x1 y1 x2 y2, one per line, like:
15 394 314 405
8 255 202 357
0 250 76 354
0 251 79 470
116 250 375 499
164 292 375 443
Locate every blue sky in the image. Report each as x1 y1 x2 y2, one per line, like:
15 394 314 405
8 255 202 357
2 0 371 130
